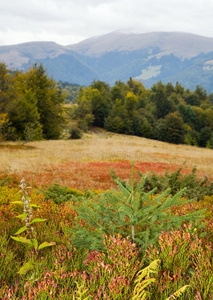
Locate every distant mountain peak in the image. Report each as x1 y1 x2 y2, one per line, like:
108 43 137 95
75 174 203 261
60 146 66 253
68 31 213 59
1 31 213 93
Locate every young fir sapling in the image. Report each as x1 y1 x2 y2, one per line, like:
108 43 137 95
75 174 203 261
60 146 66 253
70 162 205 251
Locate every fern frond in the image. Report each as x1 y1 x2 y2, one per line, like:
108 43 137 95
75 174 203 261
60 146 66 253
134 259 160 284
165 285 190 300
73 281 92 300
132 260 160 300
132 278 155 300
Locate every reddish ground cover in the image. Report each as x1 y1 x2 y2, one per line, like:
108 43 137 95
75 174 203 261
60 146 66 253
0 160 196 191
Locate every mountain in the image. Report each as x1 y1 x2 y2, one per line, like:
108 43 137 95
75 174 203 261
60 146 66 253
1 31 213 93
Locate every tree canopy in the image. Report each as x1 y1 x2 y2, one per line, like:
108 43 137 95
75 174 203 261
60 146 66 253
1 60 213 148
0 62 66 141
73 78 213 148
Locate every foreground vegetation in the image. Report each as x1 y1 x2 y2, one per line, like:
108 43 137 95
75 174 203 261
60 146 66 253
1 155 213 299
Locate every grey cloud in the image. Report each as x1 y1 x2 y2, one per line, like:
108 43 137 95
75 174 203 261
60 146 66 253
1 0 213 46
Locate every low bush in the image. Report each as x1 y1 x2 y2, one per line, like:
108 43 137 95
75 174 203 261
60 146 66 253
69 126 82 139
111 166 213 201
42 183 84 204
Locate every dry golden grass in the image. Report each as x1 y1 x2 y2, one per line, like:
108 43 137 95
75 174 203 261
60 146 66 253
0 129 213 176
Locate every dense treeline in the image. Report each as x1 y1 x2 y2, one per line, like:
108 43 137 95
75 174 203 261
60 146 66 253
73 78 213 147
0 62 66 141
1 60 213 147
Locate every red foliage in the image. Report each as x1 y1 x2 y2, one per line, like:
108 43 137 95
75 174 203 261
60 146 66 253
0 160 193 191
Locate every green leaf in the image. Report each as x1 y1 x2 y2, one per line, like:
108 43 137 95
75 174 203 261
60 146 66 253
38 241 56 250
18 261 34 275
32 239 38 250
14 226 28 235
29 204 41 208
11 201 23 205
10 236 33 246
29 218 47 224
16 212 28 221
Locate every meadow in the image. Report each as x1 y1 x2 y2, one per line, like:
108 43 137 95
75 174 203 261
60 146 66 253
1 130 213 299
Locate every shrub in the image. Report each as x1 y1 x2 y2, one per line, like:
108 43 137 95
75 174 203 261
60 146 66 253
137 166 213 201
42 183 84 204
69 126 82 139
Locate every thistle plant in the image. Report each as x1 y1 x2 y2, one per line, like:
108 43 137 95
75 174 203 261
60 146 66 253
10 178 56 275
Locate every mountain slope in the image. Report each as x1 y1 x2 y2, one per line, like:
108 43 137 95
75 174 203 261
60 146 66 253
1 31 213 92
68 31 213 59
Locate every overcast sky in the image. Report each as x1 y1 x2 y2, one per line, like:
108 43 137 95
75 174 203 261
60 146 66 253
1 0 213 46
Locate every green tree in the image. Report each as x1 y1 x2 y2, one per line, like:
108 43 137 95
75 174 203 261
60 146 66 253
0 113 9 141
132 111 153 138
74 87 95 131
124 91 138 113
90 80 110 127
195 85 207 102
0 62 13 113
154 112 185 144
178 104 196 128
199 127 212 147
185 92 200 106
204 108 213 129
165 82 175 96
69 163 205 251
110 80 129 104
151 82 174 119
25 63 66 139
193 106 207 131
175 82 185 95
6 89 42 141
164 111 185 144
127 77 147 99
104 99 133 134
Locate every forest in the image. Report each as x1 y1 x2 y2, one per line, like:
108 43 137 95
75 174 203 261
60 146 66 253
1 61 213 148
73 78 213 148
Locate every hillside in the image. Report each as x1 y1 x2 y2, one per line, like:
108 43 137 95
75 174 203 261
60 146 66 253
1 31 213 92
1 131 213 178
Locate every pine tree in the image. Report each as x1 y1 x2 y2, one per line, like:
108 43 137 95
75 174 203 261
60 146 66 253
69 163 205 251
25 63 66 139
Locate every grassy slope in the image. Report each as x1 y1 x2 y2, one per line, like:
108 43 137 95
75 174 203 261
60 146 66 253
0 129 212 188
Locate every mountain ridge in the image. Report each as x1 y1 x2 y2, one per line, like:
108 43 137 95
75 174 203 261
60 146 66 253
1 31 213 93
68 31 213 59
